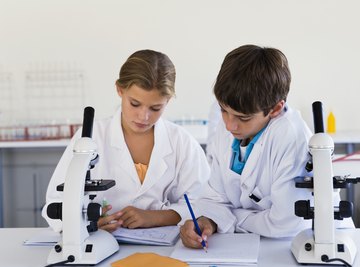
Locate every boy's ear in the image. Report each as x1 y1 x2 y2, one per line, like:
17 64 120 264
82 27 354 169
269 100 285 118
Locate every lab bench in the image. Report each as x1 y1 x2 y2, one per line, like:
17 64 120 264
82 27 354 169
0 140 69 227
3 227 360 267
330 130 360 154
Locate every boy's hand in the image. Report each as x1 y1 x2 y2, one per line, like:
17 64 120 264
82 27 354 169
180 216 217 249
97 204 123 232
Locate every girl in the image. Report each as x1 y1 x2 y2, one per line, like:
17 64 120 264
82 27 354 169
42 49 210 232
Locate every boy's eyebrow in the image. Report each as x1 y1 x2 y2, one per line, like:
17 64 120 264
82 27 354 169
236 114 252 119
219 103 252 118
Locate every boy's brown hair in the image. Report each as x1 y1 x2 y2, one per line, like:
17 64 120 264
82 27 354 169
214 44 291 116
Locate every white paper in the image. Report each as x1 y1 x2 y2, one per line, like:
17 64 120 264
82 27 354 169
23 228 60 246
112 225 180 246
23 226 180 247
170 233 260 265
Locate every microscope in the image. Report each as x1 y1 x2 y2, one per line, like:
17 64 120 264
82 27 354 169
291 101 357 266
46 107 119 265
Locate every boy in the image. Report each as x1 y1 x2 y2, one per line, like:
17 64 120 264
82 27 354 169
180 44 314 248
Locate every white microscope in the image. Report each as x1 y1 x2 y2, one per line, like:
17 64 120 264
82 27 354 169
46 107 119 265
291 101 357 266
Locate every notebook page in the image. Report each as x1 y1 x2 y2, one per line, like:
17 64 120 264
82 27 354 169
112 225 180 245
170 233 260 264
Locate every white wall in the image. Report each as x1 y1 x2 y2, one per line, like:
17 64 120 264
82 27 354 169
1 0 360 131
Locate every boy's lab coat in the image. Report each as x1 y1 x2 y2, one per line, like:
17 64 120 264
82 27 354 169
196 105 343 237
42 108 210 232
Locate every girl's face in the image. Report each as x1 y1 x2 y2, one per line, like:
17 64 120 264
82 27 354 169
117 84 170 134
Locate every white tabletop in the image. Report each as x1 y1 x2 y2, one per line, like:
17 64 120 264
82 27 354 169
1 228 360 267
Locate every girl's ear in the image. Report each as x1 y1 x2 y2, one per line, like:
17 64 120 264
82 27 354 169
116 84 124 97
269 100 285 118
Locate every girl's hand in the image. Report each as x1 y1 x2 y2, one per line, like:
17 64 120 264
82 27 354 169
118 206 155 229
97 204 123 232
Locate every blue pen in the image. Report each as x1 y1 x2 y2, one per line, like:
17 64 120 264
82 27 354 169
184 194 207 252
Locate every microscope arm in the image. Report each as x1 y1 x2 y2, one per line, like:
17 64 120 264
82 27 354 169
62 139 97 259
309 102 334 246
310 134 335 246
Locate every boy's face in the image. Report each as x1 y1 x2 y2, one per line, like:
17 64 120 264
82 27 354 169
219 103 271 141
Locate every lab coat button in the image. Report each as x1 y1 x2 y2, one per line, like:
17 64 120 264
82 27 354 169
242 184 248 190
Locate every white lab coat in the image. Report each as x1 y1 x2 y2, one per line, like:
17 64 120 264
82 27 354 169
42 108 210 232
206 101 222 164
196 105 319 237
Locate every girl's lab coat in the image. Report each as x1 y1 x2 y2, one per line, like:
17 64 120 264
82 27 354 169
196 106 316 237
42 108 210 232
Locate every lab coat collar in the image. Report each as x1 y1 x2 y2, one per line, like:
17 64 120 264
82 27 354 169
225 129 266 190
240 142 263 183
139 118 173 195
110 107 126 149
238 105 289 191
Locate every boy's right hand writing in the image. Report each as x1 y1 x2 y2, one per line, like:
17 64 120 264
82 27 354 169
180 216 217 249
97 204 123 232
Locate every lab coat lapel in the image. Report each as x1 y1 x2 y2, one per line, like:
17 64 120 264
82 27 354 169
240 142 263 192
138 118 172 195
110 109 140 183
241 124 268 183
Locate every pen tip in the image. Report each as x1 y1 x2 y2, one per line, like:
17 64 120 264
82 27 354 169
203 247 208 253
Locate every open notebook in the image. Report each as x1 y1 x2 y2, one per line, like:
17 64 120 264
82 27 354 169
170 233 260 265
24 226 180 247
112 225 180 246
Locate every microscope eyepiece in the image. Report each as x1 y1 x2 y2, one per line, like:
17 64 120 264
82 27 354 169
81 106 95 138
312 101 325 134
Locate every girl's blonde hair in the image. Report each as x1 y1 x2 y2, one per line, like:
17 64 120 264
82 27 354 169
116 49 176 97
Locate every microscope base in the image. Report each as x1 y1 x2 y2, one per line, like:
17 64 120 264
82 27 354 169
47 229 119 265
291 228 356 265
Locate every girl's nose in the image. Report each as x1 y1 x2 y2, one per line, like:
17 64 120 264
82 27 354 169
138 108 150 121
